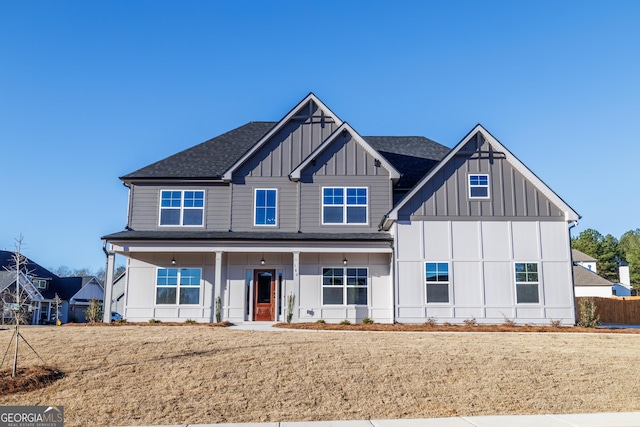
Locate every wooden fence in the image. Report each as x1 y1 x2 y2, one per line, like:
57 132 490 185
576 296 640 325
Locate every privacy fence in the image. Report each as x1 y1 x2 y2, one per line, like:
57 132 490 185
576 296 640 325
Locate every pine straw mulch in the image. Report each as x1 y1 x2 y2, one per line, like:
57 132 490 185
274 322 640 333
0 365 64 396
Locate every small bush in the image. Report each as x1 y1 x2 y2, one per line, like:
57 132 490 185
148 319 161 324
215 296 222 323
185 319 197 324
362 317 374 324
502 315 516 327
315 319 326 324
463 317 477 326
578 298 600 328
339 319 351 326
425 317 438 326
115 318 127 324
85 298 103 323
549 319 562 328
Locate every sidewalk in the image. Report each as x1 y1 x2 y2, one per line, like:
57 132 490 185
123 412 640 427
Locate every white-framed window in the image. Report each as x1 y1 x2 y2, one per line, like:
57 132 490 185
155 268 201 305
322 187 368 224
322 267 368 305
515 262 539 304
159 190 205 226
33 279 47 289
469 174 490 199
254 189 277 226
425 262 449 303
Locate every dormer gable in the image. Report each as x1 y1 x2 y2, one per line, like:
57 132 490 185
289 122 400 182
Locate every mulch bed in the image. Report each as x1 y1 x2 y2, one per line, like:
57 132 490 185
0 365 64 396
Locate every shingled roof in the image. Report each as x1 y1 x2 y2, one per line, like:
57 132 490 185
120 122 450 189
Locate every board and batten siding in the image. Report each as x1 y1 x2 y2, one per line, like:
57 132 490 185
397 133 564 220
128 183 230 231
394 219 575 325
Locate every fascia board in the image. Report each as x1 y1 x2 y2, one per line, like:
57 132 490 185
221 93 344 181
384 124 580 227
289 122 400 181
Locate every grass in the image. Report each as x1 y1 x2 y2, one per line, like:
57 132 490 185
1 324 640 426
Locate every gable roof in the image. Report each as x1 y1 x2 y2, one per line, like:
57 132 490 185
573 264 612 287
382 124 581 229
221 93 344 181
121 121 276 181
289 122 401 182
572 249 597 263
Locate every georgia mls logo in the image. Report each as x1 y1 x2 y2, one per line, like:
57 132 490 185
0 406 64 427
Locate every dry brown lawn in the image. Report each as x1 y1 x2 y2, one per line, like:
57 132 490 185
1 324 640 427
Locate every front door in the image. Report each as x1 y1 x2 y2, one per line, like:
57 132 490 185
254 269 276 321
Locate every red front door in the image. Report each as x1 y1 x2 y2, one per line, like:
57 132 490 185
254 269 275 321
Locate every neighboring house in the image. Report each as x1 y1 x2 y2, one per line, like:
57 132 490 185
0 250 83 324
68 276 105 321
102 93 580 325
111 271 126 315
573 264 614 297
572 249 597 273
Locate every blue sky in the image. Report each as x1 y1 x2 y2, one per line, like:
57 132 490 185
1 1 638 272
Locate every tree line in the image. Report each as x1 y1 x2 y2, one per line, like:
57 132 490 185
49 265 126 284
572 228 640 287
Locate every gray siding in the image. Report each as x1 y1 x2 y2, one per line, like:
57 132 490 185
129 183 230 231
398 132 565 221
235 101 339 179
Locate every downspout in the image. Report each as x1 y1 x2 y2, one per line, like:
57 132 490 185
568 220 579 325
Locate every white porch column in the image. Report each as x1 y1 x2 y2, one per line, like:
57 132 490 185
102 248 116 323
293 251 300 322
214 251 223 322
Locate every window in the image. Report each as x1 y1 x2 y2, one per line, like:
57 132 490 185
469 174 489 199
159 190 204 226
156 268 201 305
254 189 277 226
515 263 539 303
322 267 368 305
33 279 47 289
426 262 449 303
322 187 367 224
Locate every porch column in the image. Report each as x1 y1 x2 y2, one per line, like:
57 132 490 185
102 248 116 323
213 251 223 322
293 251 300 322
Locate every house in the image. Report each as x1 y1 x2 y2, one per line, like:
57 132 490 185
571 249 632 297
102 93 580 325
572 249 597 273
68 276 105 321
0 250 83 324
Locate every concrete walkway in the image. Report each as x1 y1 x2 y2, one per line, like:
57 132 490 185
123 412 640 426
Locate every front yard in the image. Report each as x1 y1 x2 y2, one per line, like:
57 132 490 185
1 325 639 426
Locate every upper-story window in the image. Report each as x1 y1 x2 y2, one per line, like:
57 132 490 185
33 279 47 289
159 190 204 226
469 174 490 199
254 189 277 226
322 187 367 224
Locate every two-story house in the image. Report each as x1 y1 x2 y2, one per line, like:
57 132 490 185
102 93 580 325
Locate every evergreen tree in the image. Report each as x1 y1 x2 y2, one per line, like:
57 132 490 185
620 229 640 288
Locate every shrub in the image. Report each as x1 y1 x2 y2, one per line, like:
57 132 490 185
115 318 127 324
148 319 161 324
425 317 438 327
185 319 197 324
463 317 477 326
286 294 295 323
339 319 351 326
502 315 516 327
85 298 103 323
549 319 562 328
362 317 374 324
215 296 222 323
315 319 326 324
578 298 600 328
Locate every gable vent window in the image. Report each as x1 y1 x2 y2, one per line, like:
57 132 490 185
159 190 204 226
469 174 490 199
322 187 367 224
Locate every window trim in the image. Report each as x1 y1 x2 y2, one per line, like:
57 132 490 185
425 262 450 304
321 186 369 225
514 262 540 304
155 267 202 306
158 189 205 227
468 174 490 199
321 267 369 306
253 188 278 227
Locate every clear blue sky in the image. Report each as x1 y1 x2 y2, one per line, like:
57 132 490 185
1 0 638 272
